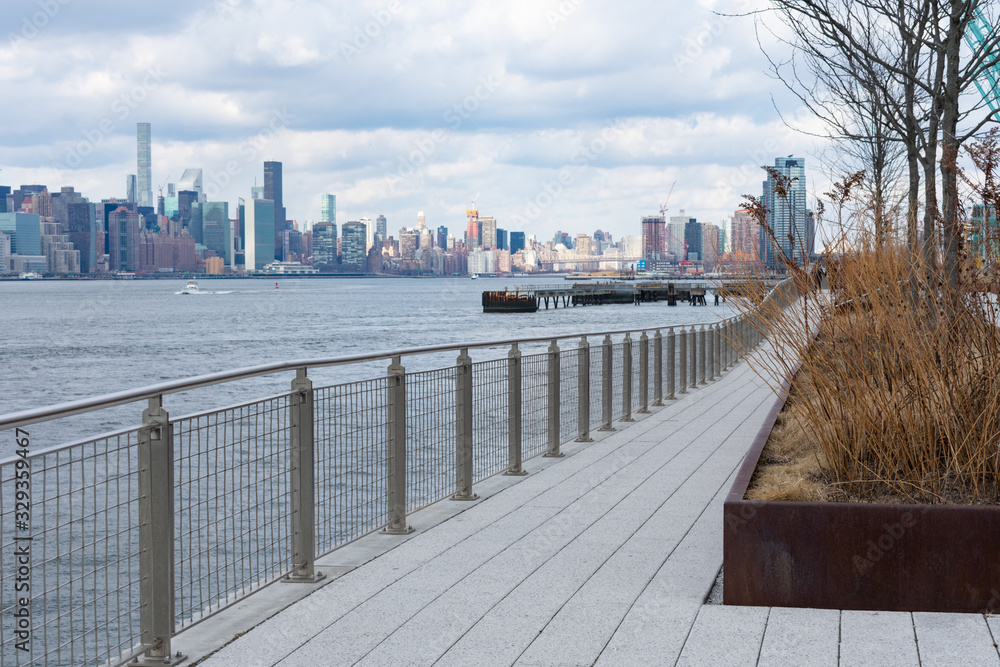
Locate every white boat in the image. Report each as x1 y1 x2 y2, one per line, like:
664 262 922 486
179 280 201 294
18 272 41 280
470 274 478 280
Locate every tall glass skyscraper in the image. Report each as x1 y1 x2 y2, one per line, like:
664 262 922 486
320 194 336 224
264 161 285 260
761 157 807 270
245 198 275 271
202 202 231 266
137 123 153 209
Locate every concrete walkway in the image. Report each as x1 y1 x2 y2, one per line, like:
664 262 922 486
200 340 1000 667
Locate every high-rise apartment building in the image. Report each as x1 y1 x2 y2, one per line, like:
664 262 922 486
641 215 665 262
417 211 426 230
264 161 285 259
479 216 496 250
0 186 10 213
108 206 141 271
437 226 448 250
341 222 367 270
312 222 337 267
320 194 336 223
137 123 153 208
761 157 807 270
684 219 702 262
126 175 137 203
496 228 508 251
245 198 275 270
731 208 758 259
400 229 419 259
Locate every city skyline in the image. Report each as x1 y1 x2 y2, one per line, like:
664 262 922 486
0 0 826 242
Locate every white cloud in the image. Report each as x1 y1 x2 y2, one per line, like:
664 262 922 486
0 0 829 240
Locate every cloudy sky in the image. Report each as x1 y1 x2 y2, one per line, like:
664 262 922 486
0 0 825 241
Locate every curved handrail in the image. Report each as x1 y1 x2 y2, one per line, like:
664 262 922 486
0 315 741 431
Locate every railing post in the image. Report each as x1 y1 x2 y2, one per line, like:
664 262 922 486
678 326 687 395
600 335 615 431
723 321 731 370
505 343 527 475
577 337 593 442
545 340 564 457
715 323 722 377
284 368 324 583
453 348 479 499
707 325 716 381
699 325 707 385
383 356 414 531
137 396 184 665
667 328 676 400
653 329 663 406
689 326 698 390
638 331 650 413
622 333 634 422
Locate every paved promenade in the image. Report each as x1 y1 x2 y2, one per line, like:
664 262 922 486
199 341 1000 666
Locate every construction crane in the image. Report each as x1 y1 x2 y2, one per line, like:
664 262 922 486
659 180 677 220
965 4 1000 122
157 175 170 197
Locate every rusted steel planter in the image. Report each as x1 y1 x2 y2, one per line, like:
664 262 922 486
723 377 1000 613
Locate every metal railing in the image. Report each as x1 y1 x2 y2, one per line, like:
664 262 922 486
0 279 800 665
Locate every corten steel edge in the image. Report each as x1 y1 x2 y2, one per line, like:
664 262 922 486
723 363 1000 614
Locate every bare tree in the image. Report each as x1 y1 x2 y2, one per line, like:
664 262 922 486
756 0 1000 289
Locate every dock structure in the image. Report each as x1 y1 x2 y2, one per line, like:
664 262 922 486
482 281 716 313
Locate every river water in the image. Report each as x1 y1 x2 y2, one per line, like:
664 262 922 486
1 276 733 448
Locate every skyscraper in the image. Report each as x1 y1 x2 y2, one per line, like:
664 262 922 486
376 214 387 242
437 226 448 250
465 209 479 248
178 169 203 202
245 198 275 271
761 157 807 270
479 216 496 250
108 206 141 271
320 194 336 224
126 175 137 203
312 222 337 268
417 211 426 230
641 215 665 262
0 186 10 213
137 123 153 208
264 161 285 259
202 202 231 265
341 222 367 270
510 231 526 255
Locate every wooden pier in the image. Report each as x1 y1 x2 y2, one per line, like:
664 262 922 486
482 281 714 312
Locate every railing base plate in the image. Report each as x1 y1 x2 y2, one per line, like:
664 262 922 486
381 525 415 535
543 452 565 458
503 469 529 476
451 493 480 501
575 436 593 443
131 652 187 666
281 571 327 585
